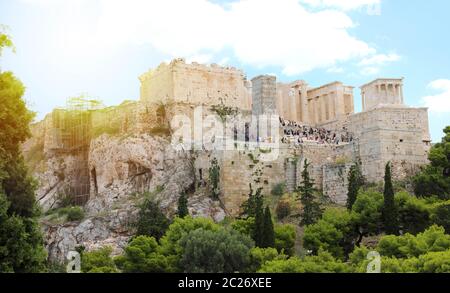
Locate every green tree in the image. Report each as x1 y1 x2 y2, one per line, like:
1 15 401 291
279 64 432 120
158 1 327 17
351 190 384 244
377 225 450 259
0 193 46 272
81 247 118 273
1 71 36 217
0 26 15 57
115 236 169 273
0 31 46 272
346 163 364 210
241 183 263 218
259 249 350 273
177 193 189 218
413 126 450 199
252 192 264 247
274 224 296 256
383 162 398 235
248 247 286 272
159 216 221 271
395 192 431 234
261 206 275 248
350 225 450 273
135 196 170 240
297 159 322 226
180 227 253 273
303 208 355 259
231 217 255 237
431 201 450 233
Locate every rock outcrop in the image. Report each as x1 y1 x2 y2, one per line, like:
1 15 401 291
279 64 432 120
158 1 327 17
37 133 225 262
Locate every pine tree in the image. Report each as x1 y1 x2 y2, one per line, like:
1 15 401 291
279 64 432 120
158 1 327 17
382 162 398 235
346 163 364 210
177 193 189 218
297 159 322 226
261 206 275 248
252 193 264 246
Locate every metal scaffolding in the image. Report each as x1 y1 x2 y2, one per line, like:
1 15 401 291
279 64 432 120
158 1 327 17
51 97 103 205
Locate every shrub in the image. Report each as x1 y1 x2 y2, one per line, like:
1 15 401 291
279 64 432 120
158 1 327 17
57 206 84 222
135 196 170 240
271 183 285 197
275 200 291 220
231 217 255 237
81 247 118 273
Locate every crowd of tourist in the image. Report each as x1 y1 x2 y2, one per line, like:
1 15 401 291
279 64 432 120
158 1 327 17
279 117 353 145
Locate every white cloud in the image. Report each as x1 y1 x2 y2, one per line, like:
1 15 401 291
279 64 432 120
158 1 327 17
357 53 400 75
19 0 389 76
327 66 344 73
300 0 380 11
421 79 450 113
358 53 401 66
360 66 380 75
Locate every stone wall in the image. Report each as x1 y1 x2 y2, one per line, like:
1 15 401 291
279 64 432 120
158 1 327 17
215 143 356 216
140 58 252 110
323 163 353 205
321 106 430 182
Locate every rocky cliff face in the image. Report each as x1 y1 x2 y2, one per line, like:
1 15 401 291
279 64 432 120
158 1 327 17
29 132 225 262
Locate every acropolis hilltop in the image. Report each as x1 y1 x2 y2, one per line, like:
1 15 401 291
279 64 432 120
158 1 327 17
23 58 431 261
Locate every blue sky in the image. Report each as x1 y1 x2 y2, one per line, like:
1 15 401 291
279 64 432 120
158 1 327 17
1 0 449 141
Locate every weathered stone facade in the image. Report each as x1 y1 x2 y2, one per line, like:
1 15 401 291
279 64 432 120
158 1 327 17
139 58 252 110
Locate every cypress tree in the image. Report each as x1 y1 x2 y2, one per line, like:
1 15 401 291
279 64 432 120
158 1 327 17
346 163 364 210
297 159 322 226
241 183 263 218
253 193 264 246
177 193 189 218
261 206 275 248
382 162 398 235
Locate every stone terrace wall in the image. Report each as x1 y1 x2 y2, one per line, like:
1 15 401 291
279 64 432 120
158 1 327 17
217 143 356 216
323 163 353 205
